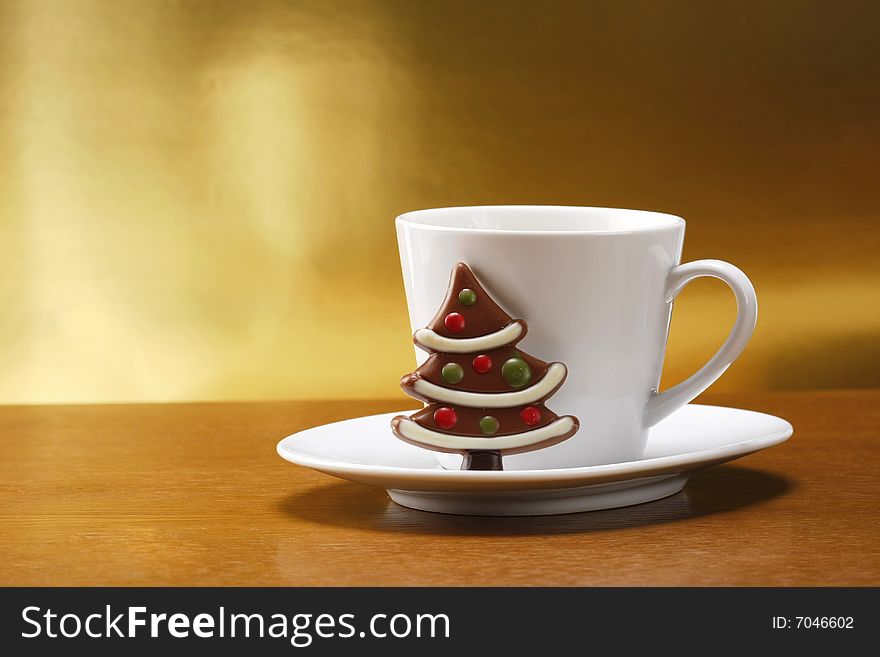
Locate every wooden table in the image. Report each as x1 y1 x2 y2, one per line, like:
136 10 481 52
1 391 877 586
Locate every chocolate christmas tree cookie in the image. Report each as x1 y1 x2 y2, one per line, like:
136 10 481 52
391 262 579 471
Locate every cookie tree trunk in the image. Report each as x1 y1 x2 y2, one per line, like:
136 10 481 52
462 450 503 471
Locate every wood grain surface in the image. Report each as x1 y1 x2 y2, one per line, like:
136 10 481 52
0 391 877 586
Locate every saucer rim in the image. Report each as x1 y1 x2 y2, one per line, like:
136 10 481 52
276 404 793 484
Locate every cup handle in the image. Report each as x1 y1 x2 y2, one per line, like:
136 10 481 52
644 259 758 427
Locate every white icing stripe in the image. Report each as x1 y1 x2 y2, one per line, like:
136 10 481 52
413 362 567 408
394 416 576 451
413 322 523 353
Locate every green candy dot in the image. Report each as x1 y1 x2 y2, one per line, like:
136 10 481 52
458 288 477 306
502 357 532 388
441 362 464 384
479 415 499 435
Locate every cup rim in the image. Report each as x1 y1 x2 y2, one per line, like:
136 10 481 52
396 205 685 235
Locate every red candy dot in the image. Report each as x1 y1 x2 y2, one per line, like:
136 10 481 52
433 407 458 429
520 406 542 426
472 354 492 373
444 312 466 333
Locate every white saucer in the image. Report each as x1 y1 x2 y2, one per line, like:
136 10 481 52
276 404 792 516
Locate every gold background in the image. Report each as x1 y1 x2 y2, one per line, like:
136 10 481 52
0 0 877 404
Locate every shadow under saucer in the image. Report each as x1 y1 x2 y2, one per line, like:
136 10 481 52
276 464 793 536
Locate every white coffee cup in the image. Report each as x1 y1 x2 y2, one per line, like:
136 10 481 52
396 206 757 470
